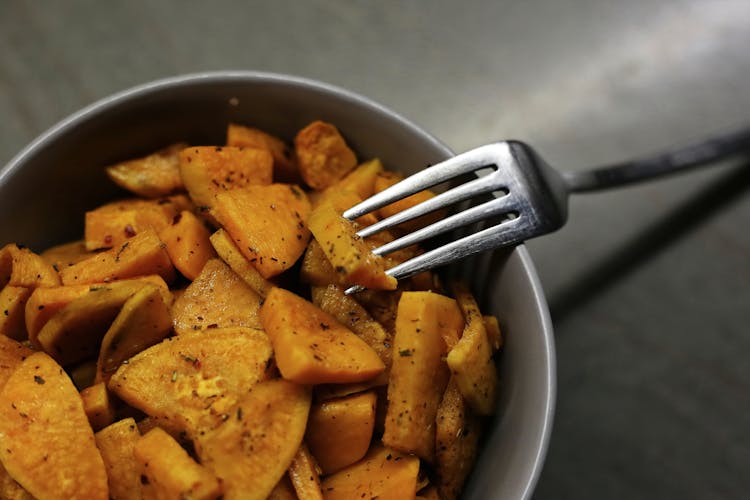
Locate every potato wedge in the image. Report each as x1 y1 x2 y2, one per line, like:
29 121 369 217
382 291 464 462
288 443 324 500
81 381 116 431
319 445 420 500
435 377 481 500
96 283 173 383
260 287 385 384
60 228 176 285
294 121 357 190
211 183 311 278
194 379 312 500
300 239 337 286
106 143 187 198
209 228 274 298
25 275 169 346
0 335 34 392
109 327 273 436
158 210 217 280
84 197 183 251
316 158 383 205
179 145 273 209
0 243 61 289
0 351 108 500
40 240 94 271
308 202 396 290
171 258 262 335
446 282 497 415
0 286 31 340
226 123 299 183
36 279 149 366
135 427 221 500
94 418 141 500
305 391 377 474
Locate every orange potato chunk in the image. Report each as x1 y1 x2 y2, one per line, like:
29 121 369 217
40 240 93 271
374 170 444 232
60 228 176 285
382 291 464 462
94 418 141 500
226 123 300 183
106 143 186 198
109 327 273 436
0 243 61 289
194 379 312 500
0 335 34 391
158 209 217 280
135 427 221 500
0 351 108 500
0 286 32 340
305 391 377 474
179 145 273 209
211 183 311 278
295 121 357 190
308 202 396 290
320 445 420 500
171 258 262 335
259 287 385 384
84 197 183 251
446 282 498 415
209 228 274 298
80 381 116 431
288 443 324 500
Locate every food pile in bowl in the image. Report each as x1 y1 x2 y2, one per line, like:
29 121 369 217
0 119 502 499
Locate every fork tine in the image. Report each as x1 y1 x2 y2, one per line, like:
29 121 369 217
344 216 526 294
356 170 505 239
343 143 508 220
370 193 517 256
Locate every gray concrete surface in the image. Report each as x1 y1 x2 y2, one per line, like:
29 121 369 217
2 1 749 498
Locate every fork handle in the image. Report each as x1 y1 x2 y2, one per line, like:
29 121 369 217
563 126 750 193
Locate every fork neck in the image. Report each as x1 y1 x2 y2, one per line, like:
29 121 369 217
562 126 750 193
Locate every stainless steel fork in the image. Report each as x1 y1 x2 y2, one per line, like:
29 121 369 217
343 126 750 292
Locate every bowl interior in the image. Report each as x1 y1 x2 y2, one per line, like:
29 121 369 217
0 71 555 499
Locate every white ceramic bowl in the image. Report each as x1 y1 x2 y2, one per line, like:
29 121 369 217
0 71 555 499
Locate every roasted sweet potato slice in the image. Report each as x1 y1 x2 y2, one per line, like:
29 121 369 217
179 145 273 209
194 379 312 500
84 197 183 251
226 123 299 183
109 327 273 436
171 258 262 335
60 228 176 285
159 210 217 280
435 377 481 500
106 143 187 198
40 240 93 271
319 445 420 500
316 158 383 205
211 183 311 278
269 475 298 500
311 284 392 374
374 170 444 232
0 243 60 289
94 418 141 500
0 351 108 499
288 443 324 500
308 202 396 291
80 381 116 431
36 279 148 366
25 275 169 346
382 291 464 462
300 239 337 286
209 228 274 298
0 286 31 340
305 391 377 474
135 427 221 500
0 335 34 392
446 282 497 415
294 121 357 190
96 283 173 383
259 287 385 384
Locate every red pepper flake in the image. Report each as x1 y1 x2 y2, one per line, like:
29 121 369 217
124 225 136 237
103 234 113 245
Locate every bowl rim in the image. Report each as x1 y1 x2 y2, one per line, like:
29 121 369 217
0 70 556 498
